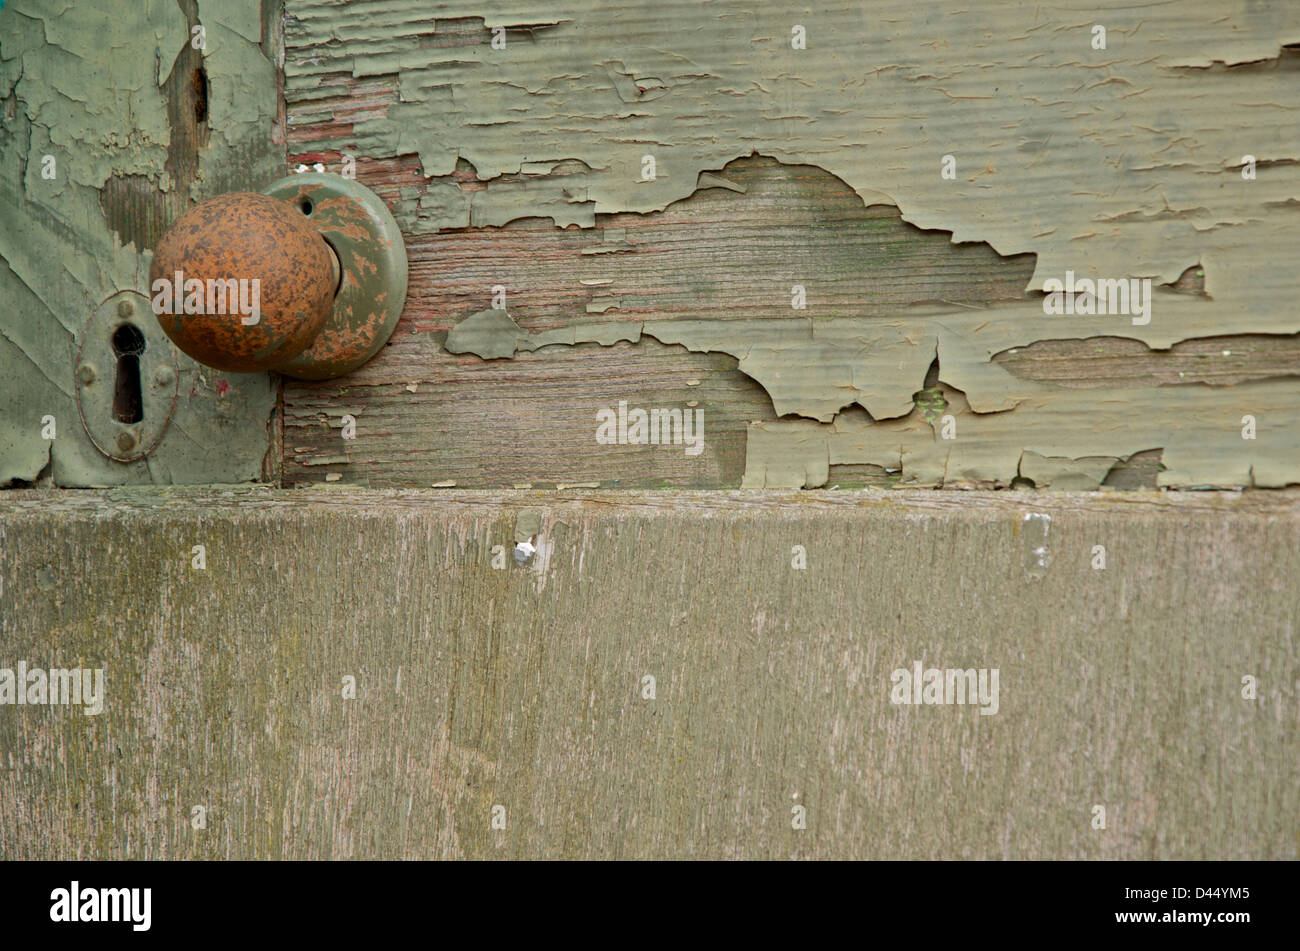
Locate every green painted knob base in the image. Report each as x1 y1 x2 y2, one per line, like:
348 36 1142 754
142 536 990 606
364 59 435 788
263 173 408 381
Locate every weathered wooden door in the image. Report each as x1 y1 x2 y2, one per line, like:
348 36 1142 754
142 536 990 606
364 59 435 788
1 1 1297 859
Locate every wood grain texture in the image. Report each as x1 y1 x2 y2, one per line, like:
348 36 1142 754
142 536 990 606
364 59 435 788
279 7 1300 491
278 154 1038 488
2 487 1296 859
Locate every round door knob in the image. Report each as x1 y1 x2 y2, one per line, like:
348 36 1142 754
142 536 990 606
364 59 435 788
150 192 336 373
147 173 408 380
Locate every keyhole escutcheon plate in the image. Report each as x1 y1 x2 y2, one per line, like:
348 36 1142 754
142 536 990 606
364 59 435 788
76 290 180 462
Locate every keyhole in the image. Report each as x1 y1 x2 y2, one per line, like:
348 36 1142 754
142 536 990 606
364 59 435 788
111 323 146 423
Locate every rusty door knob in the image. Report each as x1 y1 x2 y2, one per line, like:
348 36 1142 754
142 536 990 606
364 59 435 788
150 192 334 373
148 173 407 380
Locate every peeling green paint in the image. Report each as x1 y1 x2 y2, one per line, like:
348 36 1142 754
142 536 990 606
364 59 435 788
288 1 1300 490
742 379 1299 489
513 509 541 542
0 0 281 486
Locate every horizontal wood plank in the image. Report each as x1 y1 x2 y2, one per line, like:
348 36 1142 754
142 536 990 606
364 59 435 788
3 487 1296 858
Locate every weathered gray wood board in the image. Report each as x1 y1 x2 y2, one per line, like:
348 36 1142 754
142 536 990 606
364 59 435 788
2 488 1296 859
280 1 1300 491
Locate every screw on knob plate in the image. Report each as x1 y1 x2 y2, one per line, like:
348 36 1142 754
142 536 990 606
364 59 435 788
147 174 407 380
